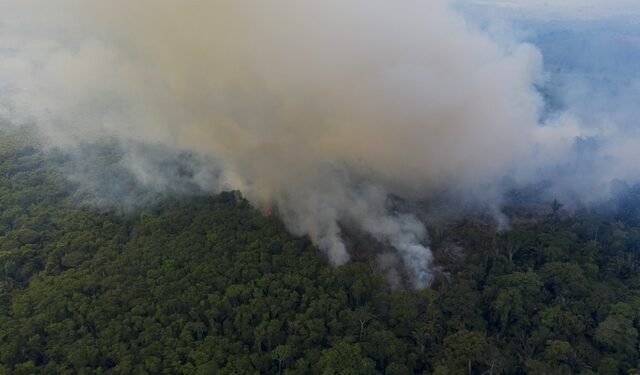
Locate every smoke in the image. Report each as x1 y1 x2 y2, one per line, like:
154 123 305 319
0 0 632 287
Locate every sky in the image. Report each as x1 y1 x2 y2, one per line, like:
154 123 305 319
464 0 640 128
468 0 640 19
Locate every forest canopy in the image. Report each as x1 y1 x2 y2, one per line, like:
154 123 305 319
0 128 639 374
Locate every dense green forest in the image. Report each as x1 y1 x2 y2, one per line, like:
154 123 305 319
1 128 639 374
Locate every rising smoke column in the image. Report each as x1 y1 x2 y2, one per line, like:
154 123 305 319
0 0 562 287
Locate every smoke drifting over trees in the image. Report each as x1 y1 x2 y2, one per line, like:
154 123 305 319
0 1 636 286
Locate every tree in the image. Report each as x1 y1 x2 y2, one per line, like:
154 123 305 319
439 330 488 374
354 306 374 342
594 305 638 355
316 341 375 375
272 345 292 374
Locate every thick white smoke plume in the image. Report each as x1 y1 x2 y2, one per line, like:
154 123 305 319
0 1 604 287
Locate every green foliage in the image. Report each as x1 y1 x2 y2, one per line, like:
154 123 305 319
317 341 375 375
0 129 639 374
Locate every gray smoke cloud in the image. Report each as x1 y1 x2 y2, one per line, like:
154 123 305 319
466 4 640 206
0 0 627 287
